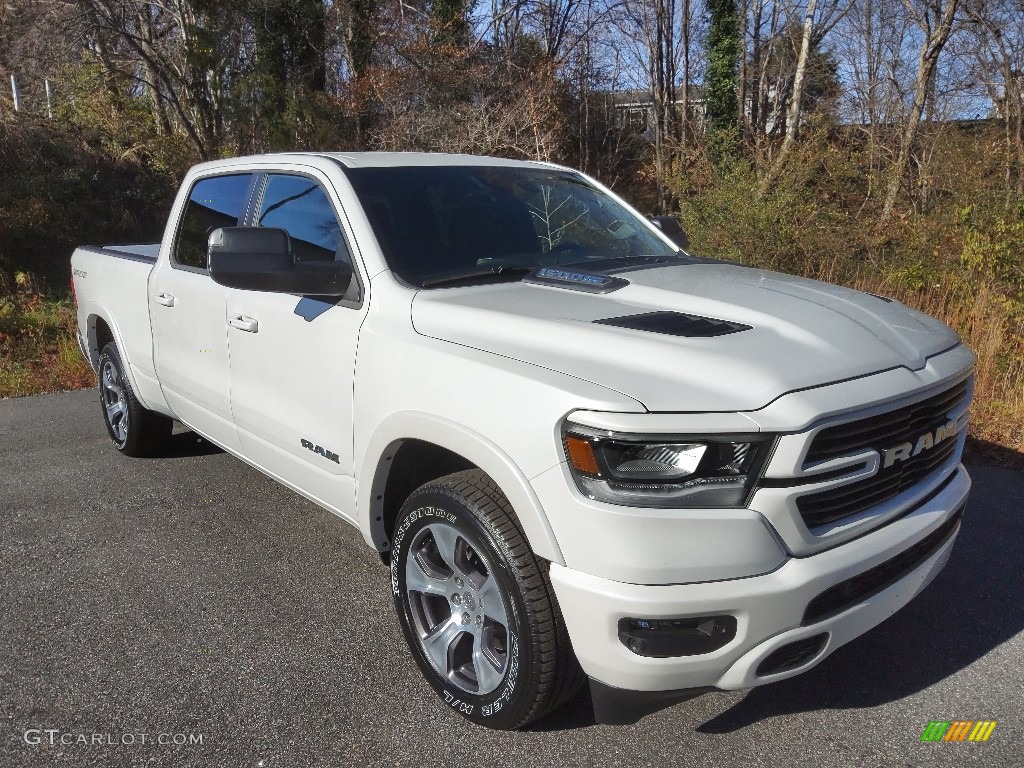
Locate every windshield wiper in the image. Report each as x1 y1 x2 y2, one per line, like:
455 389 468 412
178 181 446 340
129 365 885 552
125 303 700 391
420 265 534 288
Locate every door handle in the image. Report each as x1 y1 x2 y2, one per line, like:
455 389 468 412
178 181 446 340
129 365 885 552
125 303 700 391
228 314 259 333
154 292 175 307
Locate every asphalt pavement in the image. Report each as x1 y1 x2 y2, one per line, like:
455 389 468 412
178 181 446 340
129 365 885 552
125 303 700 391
1 389 1021 767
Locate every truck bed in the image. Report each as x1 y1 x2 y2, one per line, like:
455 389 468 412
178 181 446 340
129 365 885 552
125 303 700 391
75 243 160 263
71 242 167 414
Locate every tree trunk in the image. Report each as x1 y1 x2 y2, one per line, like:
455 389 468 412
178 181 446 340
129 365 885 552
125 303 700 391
681 0 690 146
649 0 677 210
759 0 818 195
881 0 959 222
737 0 748 141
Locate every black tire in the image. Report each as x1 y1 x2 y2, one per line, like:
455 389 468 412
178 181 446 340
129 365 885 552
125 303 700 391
391 469 584 729
98 342 172 457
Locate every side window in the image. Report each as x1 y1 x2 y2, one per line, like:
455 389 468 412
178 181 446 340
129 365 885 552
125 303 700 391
256 175 350 264
174 174 253 269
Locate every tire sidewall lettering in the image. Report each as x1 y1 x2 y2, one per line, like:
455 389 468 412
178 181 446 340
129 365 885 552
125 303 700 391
390 505 455 596
481 632 519 717
392 496 530 723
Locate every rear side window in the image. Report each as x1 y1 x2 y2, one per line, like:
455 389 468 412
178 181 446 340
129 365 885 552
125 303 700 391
256 174 350 264
174 174 253 269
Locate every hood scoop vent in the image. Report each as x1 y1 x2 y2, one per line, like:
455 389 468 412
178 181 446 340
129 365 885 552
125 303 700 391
594 311 752 338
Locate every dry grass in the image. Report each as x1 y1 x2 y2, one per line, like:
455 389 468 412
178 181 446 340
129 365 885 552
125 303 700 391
851 275 1024 458
0 292 96 399
3 277 1021 466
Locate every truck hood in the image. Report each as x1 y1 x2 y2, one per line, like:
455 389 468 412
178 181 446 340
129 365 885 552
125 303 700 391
410 263 961 412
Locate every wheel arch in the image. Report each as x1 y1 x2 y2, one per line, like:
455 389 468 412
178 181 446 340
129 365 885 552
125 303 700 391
89 313 114 371
359 412 565 566
84 305 146 403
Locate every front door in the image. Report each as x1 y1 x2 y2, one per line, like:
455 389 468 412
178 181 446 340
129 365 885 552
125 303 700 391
225 172 368 519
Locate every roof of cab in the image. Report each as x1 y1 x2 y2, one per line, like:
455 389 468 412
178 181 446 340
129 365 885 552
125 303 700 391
191 151 553 174
323 152 550 169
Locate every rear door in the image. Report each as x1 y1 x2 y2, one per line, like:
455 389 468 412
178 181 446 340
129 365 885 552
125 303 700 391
151 172 255 451
225 170 367 519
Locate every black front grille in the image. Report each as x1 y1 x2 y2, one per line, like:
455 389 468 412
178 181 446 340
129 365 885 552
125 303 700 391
796 378 969 529
797 436 959 527
806 379 969 464
802 507 963 626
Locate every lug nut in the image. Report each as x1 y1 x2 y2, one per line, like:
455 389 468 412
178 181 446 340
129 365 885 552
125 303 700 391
454 577 464 588
462 612 471 625
452 593 462 605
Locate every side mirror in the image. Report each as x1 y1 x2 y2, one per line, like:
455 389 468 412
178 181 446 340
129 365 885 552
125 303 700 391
649 216 690 250
207 227 352 297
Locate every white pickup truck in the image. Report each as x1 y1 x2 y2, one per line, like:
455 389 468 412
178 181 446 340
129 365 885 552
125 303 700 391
71 152 974 728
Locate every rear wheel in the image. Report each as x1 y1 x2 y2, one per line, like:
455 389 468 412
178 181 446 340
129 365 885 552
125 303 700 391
98 342 172 457
391 469 583 729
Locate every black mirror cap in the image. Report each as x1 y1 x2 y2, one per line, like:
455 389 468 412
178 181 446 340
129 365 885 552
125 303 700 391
649 216 690 250
208 227 353 297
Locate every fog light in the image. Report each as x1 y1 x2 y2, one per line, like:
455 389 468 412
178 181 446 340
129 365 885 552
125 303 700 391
617 615 737 657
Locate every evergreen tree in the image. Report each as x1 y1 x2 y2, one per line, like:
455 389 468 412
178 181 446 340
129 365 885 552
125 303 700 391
706 0 741 166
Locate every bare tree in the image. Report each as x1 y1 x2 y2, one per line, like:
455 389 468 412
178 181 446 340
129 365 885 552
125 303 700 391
680 0 693 144
963 0 1024 194
0 0 84 117
74 0 237 157
614 0 683 208
833 0 913 196
743 0 785 150
881 0 961 221
534 0 584 57
759 0 852 193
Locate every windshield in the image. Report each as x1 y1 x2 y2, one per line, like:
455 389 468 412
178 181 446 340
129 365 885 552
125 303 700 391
343 165 678 287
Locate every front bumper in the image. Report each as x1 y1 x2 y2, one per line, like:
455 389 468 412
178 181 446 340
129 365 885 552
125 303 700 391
550 464 970 692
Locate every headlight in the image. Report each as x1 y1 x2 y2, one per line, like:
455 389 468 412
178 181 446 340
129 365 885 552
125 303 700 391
562 426 773 508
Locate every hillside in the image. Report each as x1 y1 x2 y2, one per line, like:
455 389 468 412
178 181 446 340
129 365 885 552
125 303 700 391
0 115 1021 462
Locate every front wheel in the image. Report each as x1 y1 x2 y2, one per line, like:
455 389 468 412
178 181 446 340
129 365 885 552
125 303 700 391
98 342 172 457
390 469 583 729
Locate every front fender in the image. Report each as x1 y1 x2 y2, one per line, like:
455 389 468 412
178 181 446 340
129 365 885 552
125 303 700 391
359 411 565 565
